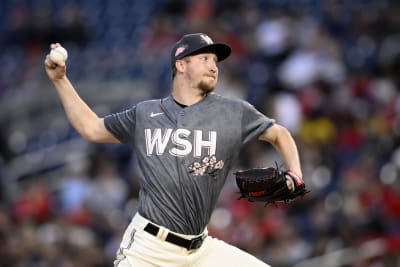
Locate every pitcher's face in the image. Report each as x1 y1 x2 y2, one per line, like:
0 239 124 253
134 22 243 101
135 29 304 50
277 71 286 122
183 52 219 93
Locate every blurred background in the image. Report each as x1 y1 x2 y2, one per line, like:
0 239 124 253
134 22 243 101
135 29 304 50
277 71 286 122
1 0 400 266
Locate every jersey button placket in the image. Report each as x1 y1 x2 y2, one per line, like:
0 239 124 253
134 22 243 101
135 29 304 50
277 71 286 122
178 111 185 127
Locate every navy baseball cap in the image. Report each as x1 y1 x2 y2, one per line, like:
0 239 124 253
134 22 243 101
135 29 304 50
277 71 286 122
171 33 231 67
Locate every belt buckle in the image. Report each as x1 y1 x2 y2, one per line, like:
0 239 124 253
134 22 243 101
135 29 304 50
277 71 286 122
188 235 205 250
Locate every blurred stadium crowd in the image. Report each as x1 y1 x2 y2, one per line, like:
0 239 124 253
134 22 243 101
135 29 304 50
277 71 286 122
1 0 400 266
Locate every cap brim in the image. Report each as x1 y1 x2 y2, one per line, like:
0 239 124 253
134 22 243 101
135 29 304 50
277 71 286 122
210 43 232 62
189 43 232 62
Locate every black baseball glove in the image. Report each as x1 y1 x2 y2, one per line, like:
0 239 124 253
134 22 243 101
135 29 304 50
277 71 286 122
234 166 310 205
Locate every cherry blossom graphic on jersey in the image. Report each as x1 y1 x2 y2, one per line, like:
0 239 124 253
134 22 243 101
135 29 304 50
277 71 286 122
188 155 224 177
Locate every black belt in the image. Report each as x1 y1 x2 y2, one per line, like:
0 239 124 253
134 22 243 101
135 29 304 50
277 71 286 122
144 223 205 250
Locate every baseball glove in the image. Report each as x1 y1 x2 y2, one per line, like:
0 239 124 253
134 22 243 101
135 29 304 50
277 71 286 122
234 166 309 205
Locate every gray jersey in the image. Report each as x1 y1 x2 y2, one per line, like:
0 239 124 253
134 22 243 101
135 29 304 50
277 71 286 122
104 93 274 235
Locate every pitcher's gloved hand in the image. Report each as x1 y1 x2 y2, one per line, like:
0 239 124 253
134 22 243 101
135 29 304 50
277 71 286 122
234 167 310 206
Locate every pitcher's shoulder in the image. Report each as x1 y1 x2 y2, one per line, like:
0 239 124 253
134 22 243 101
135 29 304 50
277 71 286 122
136 98 162 108
208 93 248 107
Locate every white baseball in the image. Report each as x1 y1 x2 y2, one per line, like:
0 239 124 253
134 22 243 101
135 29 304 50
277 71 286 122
49 46 68 62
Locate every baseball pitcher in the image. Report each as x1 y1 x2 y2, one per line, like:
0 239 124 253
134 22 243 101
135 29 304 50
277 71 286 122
44 33 307 267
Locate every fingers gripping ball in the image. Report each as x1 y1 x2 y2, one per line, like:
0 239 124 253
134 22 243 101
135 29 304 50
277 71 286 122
49 46 68 63
234 166 310 206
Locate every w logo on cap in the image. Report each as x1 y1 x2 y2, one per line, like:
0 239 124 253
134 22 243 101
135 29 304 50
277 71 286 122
200 34 213 45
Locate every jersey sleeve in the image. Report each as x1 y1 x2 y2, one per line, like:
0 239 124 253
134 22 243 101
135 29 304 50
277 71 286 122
103 106 137 144
241 100 275 144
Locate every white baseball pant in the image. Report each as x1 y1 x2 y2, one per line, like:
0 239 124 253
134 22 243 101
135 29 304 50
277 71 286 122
114 212 271 267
